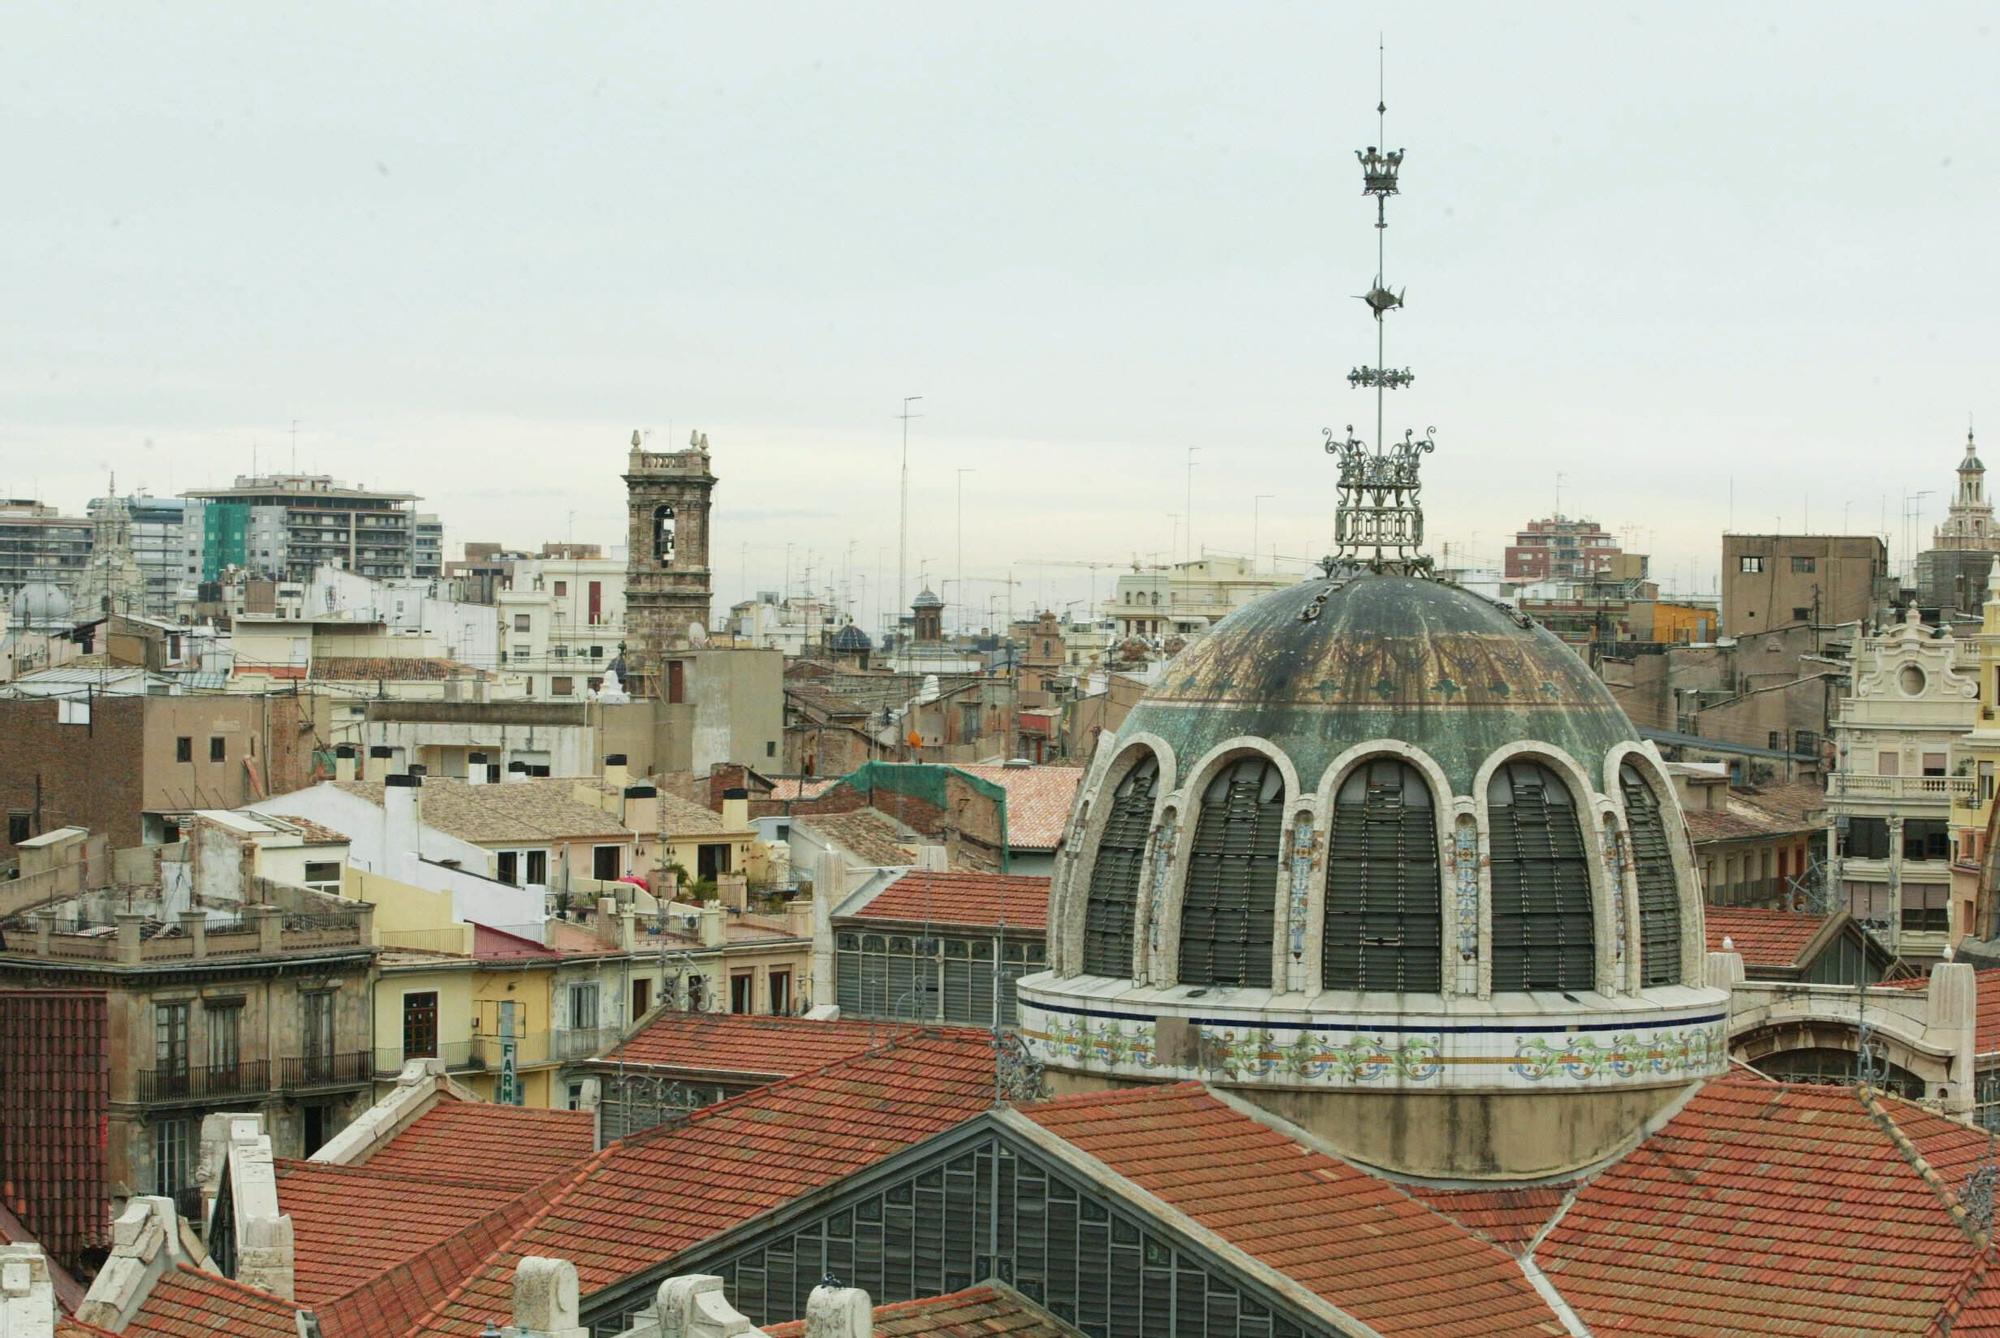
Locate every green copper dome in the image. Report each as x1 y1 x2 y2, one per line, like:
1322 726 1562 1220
1118 572 1637 794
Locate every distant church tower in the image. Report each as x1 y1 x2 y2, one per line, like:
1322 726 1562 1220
1935 429 1997 551
622 429 717 697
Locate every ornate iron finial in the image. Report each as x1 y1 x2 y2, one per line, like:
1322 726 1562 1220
1323 38 1438 579
993 1030 1048 1104
1964 1138 1998 1235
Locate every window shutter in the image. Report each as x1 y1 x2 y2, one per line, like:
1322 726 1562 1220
1620 765 1682 986
1084 757 1158 975
1324 759 1442 991
1178 758 1284 988
1488 761 1595 991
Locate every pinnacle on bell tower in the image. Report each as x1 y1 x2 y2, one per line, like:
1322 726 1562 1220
621 427 717 697
1934 425 1996 552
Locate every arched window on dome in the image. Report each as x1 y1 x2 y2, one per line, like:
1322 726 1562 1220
1324 758 1442 992
1487 760 1595 992
1619 763 1682 987
1178 757 1284 988
1082 755 1159 976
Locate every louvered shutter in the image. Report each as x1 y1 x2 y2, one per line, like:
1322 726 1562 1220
1324 759 1442 991
1488 761 1595 991
1620 764 1682 986
1179 758 1283 987
1084 757 1159 975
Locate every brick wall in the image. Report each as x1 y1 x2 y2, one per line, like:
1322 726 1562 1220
0 696 147 855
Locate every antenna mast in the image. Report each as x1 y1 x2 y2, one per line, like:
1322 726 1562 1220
1327 38 1433 577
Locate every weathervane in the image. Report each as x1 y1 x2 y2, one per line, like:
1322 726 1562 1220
1325 39 1435 577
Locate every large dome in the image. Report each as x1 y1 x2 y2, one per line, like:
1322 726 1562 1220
1123 572 1636 793
1019 567 1728 1180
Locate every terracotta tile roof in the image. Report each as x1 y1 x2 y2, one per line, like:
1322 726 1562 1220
954 764 1084 850
603 1012 908 1077
1406 1184 1573 1256
798 810 917 868
407 1032 998 1337
767 777 837 802
471 923 558 960
274 1159 516 1305
854 871 1051 931
1705 906 1833 968
316 1186 550 1338
330 777 632 842
1682 782 1826 845
1024 1084 1563 1335
358 1103 595 1192
764 1285 1074 1336
121 1265 300 1338
311 657 486 682
1536 1074 1992 1335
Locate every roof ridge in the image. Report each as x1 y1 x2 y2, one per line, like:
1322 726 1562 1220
278 1154 550 1193
1857 1084 1989 1248
1932 1241 2000 1336
397 1148 614 1338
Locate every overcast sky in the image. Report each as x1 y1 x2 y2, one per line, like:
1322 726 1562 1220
4 3 1996 634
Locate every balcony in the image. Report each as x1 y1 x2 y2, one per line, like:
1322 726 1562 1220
373 1040 488 1077
134 1060 271 1105
279 1051 371 1091
553 1025 622 1062
1828 774 1973 805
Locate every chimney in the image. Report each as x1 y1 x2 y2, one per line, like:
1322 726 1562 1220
785 898 814 939
1931 958 1978 1117
367 744 393 781
507 1257 586 1338
603 753 629 792
333 744 356 783
466 751 488 786
383 774 422 880
720 786 750 833
0 1243 56 1338
804 1281 875 1337
699 903 725 948
622 784 658 840
506 760 530 785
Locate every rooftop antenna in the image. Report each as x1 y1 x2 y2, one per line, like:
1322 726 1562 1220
290 419 299 474
896 396 924 640
1328 35 1432 577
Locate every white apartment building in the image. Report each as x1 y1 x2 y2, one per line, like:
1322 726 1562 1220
1105 554 1292 639
498 554 627 698
1827 608 1982 962
301 565 499 671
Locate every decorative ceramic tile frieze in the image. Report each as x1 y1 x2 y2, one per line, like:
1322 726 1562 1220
1509 1023 1725 1081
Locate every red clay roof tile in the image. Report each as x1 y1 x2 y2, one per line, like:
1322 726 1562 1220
1537 1074 1992 1336
603 1012 907 1077
1405 1184 1573 1256
358 1103 595 1192
1024 1084 1563 1336
407 1032 998 1336
854 871 1051 931
122 1265 300 1338
274 1160 520 1305
1705 906 1834 968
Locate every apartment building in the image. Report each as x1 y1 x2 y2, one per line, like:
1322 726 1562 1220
184 474 421 583
1722 533 1888 635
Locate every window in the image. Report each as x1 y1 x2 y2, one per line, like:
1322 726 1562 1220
1791 607 1812 623
527 850 548 885
588 582 602 623
1794 730 1820 757
667 660 685 704
592 845 621 880
730 972 755 1014
1904 819 1950 862
553 580 567 596
175 736 193 763
1768 731 1783 751
303 861 341 890
1923 752 1948 777
632 977 652 1018
1487 760 1595 992
302 991 334 1081
1620 765 1682 987
697 843 731 879
769 969 792 1015
1739 555 1764 573
511 645 529 662
1878 751 1900 777
497 850 519 885
1178 757 1284 988
766 741 777 758
209 736 226 762
1902 883 1949 933
1324 758 1441 992
6 813 27 845
155 1001 190 1085
686 974 705 1011
567 981 599 1030
206 1002 241 1075
1792 556 1817 573
153 1117 194 1196
552 644 569 659
589 645 604 659
514 614 531 632
402 991 439 1060
1841 816 1890 860
1083 755 1159 976
552 675 574 696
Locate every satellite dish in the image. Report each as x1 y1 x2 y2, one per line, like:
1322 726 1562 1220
688 622 709 647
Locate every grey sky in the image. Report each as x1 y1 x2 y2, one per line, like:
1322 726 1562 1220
4 3 1995 632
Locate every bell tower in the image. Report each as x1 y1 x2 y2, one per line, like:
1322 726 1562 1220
622 428 717 697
